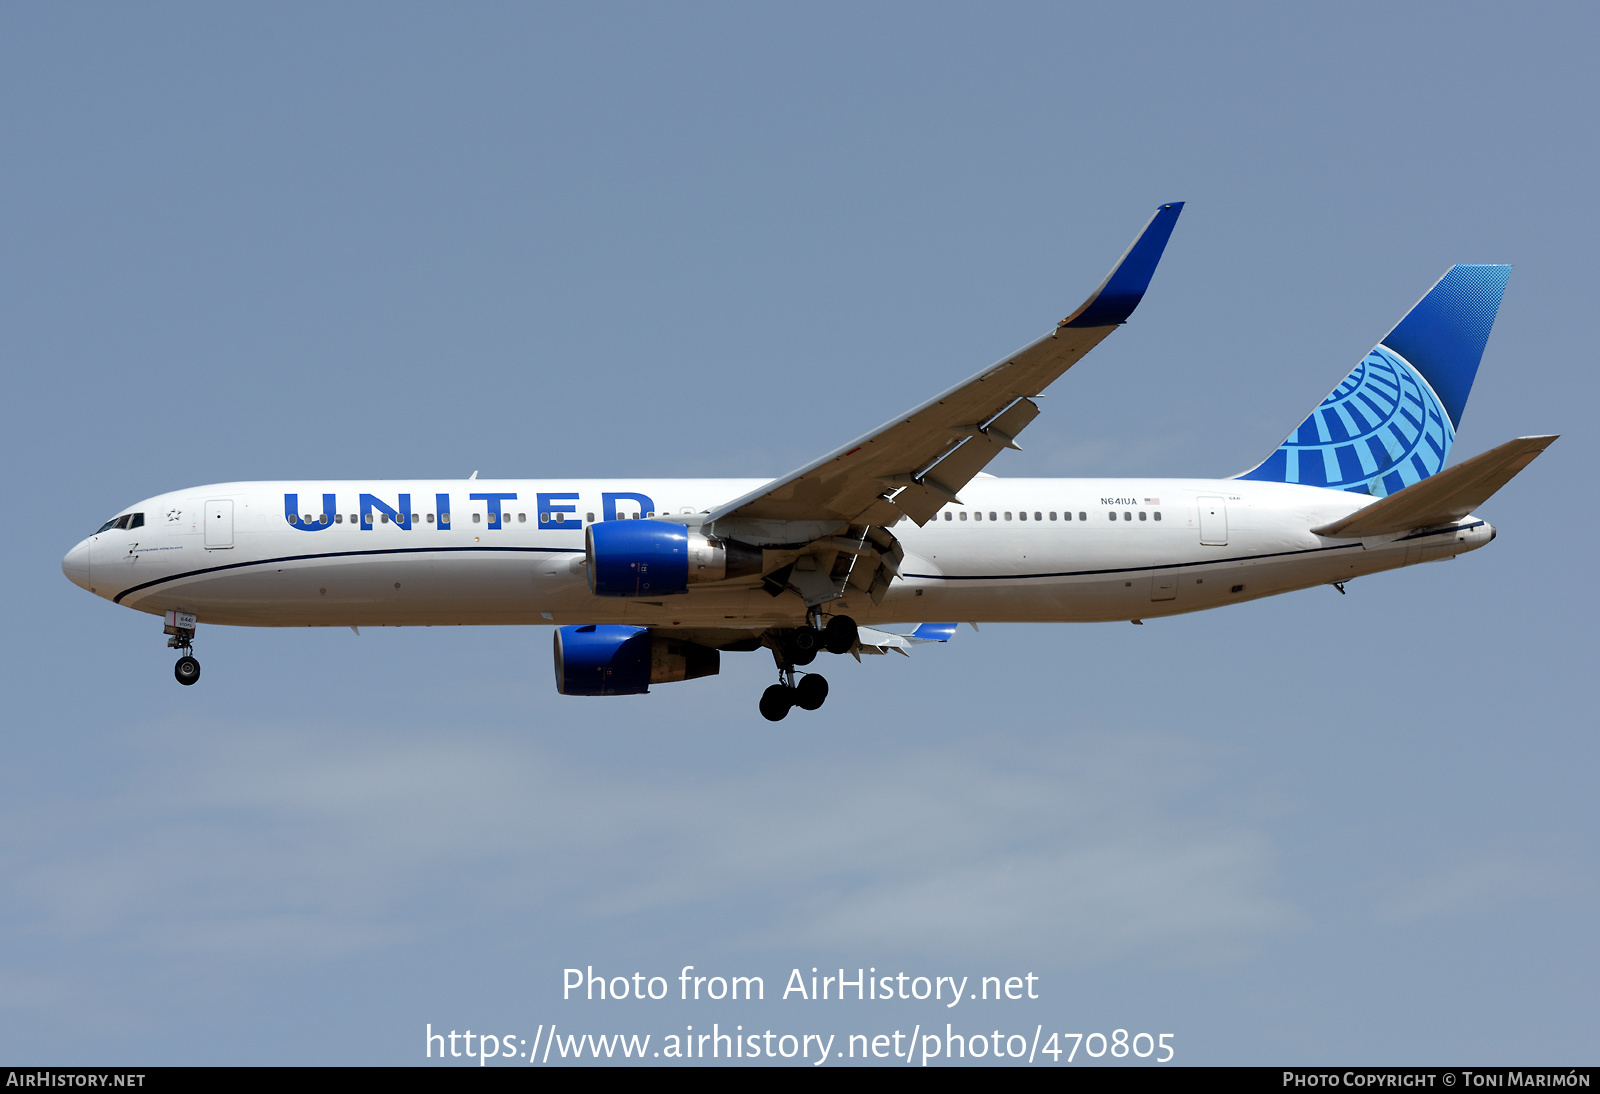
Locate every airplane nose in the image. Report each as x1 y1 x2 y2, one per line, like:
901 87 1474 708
62 539 91 592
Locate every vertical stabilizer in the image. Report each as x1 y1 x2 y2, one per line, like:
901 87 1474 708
1238 265 1511 496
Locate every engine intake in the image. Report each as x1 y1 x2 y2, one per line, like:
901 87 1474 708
586 521 762 597
554 625 720 695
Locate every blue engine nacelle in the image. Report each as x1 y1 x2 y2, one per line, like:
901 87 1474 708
586 521 763 597
553 625 721 696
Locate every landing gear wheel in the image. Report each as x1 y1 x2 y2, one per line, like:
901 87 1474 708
759 684 793 722
822 616 858 655
174 656 201 686
794 673 829 711
783 626 820 666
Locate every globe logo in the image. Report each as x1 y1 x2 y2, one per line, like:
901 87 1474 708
1265 345 1454 495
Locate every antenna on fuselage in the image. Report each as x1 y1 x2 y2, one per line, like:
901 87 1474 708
469 470 478 480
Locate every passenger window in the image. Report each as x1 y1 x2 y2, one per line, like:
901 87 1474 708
336 514 344 524
1108 511 1116 521
1063 511 1071 521
320 514 329 524
424 514 432 523
441 513 450 523
960 511 968 521
1079 512 1087 521
381 513 390 523
411 514 418 523
1015 511 1023 521
943 512 952 521
1154 512 1162 521
586 513 595 523
288 514 298 525
1049 512 1057 521
1123 511 1132 521
989 512 997 521
473 513 481 523
1139 511 1147 521
1034 511 1041 521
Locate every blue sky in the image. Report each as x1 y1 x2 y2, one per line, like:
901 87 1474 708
2 1 1595 1065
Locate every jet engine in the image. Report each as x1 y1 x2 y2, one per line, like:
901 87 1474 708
553 625 721 695
586 521 763 597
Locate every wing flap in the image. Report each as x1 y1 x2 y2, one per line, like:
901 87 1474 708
1311 435 1557 538
885 397 1042 523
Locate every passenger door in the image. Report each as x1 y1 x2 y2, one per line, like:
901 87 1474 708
204 499 234 549
1197 496 1228 546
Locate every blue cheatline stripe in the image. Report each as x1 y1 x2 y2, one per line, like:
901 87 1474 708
903 521 1482 583
906 542 1362 582
1395 520 1484 542
116 524 1481 608
112 545 586 603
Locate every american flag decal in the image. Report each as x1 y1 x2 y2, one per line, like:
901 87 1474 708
1145 497 1161 505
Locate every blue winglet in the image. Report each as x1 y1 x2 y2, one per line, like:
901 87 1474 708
910 622 959 642
1060 202 1184 328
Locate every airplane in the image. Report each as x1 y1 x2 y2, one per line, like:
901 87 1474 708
61 202 1556 721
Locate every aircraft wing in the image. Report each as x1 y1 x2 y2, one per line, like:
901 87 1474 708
706 203 1185 530
1311 434 1558 538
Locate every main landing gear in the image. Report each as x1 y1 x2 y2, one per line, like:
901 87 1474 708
164 610 200 686
760 669 830 722
758 615 858 721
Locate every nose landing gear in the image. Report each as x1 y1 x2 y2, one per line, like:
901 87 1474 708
164 610 200 686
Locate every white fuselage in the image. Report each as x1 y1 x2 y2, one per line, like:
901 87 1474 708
62 477 1494 632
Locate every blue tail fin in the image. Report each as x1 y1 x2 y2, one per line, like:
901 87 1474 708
1238 264 1511 496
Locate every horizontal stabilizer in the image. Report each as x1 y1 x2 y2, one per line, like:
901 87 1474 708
1311 434 1556 538
854 623 958 655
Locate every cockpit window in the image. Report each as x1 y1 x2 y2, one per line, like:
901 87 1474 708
94 513 145 533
